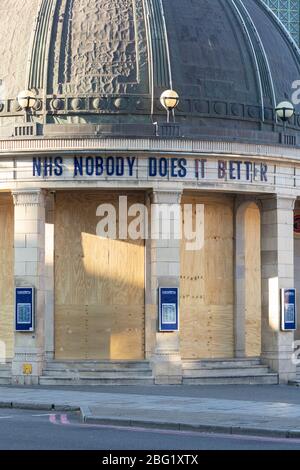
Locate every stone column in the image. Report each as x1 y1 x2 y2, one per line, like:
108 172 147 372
12 189 46 385
260 195 296 383
149 189 182 384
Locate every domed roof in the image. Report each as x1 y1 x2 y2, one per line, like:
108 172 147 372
0 0 300 140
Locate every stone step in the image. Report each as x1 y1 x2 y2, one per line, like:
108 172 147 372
39 376 154 386
45 361 151 371
289 380 300 386
42 369 153 378
0 370 12 378
183 366 270 378
182 358 261 370
0 364 12 382
0 363 12 369
41 360 154 385
0 376 11 385
183 374 278 386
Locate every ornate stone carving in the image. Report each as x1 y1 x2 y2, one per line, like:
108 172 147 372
56 0 138 95
50 98 64 111
151 190 183 205
12 190 45 207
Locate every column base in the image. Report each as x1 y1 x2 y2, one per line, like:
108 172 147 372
45 351 55 361
12 349 45 386
151 332 182 385
235 349 246 359
261 351 296 383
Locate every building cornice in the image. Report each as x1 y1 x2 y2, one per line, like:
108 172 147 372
0 137 300 165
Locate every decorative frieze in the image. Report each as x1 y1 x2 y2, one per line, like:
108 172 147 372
0 155 294 192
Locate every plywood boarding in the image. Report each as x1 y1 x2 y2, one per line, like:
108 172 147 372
245 204 261 357
0 194 14 359
294 202 300 340
55 191 145 360
180 194 234 359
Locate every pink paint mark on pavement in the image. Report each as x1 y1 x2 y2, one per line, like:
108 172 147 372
60 414 70 425
49 414 57 424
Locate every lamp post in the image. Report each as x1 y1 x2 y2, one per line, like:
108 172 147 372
160 89 179 123
17 90 37 122
275 101 295 132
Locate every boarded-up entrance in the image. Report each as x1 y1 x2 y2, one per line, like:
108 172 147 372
55 191 145 360
180 194 234 359
295 202 300 340
0 194 14 359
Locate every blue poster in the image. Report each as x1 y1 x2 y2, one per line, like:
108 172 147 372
281 288 297 331
15 287 35 332
159 287 179 332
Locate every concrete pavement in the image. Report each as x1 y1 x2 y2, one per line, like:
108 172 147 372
0 385 300 438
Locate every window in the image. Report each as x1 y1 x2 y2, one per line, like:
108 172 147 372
263 0 300 45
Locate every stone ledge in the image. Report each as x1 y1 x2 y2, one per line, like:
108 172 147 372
0 137 300 164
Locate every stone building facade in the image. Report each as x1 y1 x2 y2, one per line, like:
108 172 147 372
0 0 299 385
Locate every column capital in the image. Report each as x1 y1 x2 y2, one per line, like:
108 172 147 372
12 189 46 207
260 194 296 211
150 189 182 205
